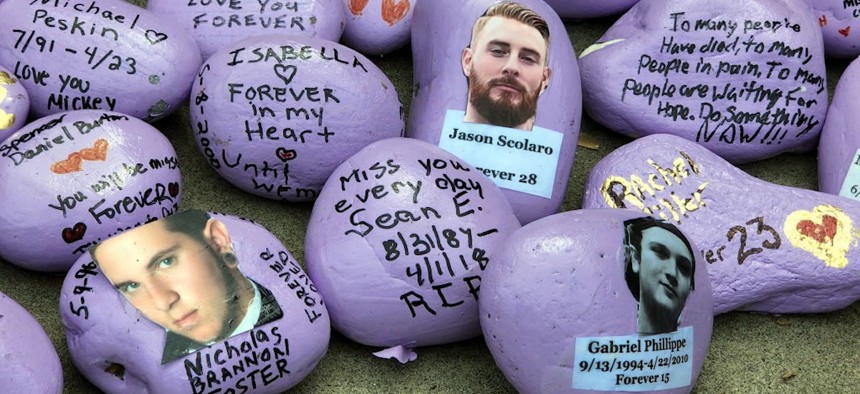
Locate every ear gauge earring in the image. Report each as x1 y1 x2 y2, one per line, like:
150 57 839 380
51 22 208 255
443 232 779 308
223 252 238 264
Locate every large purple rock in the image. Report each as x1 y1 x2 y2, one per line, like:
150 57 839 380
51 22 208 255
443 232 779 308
148 0 345 60
408 0 582 224
544 0 640 19
190 34 404 203
0 110 182 272
579 0 827 163
305 137 520 348
60 212 330 393
801 0 860 58
341 0 415 55
0 0 201 122
0 64 29 140
818 55 860 195
583 133 860 314
1 291 63 393
481 209 713 393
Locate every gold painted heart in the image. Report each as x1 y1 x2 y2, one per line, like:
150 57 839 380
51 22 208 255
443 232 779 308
0 86 14 130
784 205 853 268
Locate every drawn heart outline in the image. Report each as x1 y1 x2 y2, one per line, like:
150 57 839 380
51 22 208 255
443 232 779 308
276 147 297 162
80 138 109 161
382 0 411 26
784 205 853 269
145 29 168 45
61 222 87 243
349 0 370 15
51 152 84 174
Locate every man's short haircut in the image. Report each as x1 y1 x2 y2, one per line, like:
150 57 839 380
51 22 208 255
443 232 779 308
623 216 696 301
161 209 211 247
90 210 213 263
470 2 550 53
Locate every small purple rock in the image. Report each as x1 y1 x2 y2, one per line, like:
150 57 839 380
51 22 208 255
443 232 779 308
305 137 520 348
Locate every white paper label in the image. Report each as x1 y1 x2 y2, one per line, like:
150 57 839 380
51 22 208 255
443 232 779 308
438 110 563 199
838 149 860 201
572 327 694 391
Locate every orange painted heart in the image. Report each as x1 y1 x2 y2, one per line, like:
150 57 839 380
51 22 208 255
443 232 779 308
51 152 83 174
80 138 109 161
839 26 851 37
796 214 838 244
349 0 370 15
382 0 410 26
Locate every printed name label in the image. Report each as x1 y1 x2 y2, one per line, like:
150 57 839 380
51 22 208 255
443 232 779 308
438 110 562 198
572 327 694 391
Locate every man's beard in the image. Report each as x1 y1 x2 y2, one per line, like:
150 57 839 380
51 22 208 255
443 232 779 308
468 71 539 129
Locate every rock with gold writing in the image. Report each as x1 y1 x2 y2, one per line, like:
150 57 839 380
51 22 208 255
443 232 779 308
583 133 860 314
0 110 182 272
0 65 29 140
148 0 345 60
305 138 520 351
61 211 330 393
579 0 827 163
481 209 713 393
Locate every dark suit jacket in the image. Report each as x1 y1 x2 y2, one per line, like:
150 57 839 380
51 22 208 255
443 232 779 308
160 281 284 364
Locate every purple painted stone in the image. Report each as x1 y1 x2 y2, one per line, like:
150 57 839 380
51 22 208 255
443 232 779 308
305 137 521 348
190 34 403 203
0 0 202 122
0 110 182 272
582 133 860 314
0 65 29 140
801 0 860 58
147 0 345 60
579 0 827 164
341 0 415 56
408 0 582 224
544 0 640 19
819 55 860 194
60 212 330 393
0 291 63 394
481 209 713 393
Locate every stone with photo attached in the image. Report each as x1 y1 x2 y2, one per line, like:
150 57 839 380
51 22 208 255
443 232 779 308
583 133 860 314
480 209 714 393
